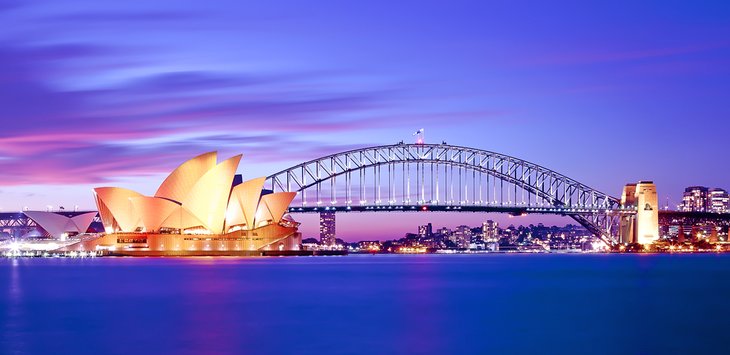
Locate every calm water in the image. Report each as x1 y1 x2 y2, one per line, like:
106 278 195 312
1 254 729 355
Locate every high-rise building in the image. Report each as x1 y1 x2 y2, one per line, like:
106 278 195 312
418 223 433 238
452 225 472 249
482 220 499 251
678 186 728 213
708 188 729 213
319 212 336 246
680 186 709 212
482 220 498 242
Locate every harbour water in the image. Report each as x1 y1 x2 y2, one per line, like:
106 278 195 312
2 254 729 354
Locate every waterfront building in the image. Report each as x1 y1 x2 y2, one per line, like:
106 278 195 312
22 211 98 240
319 211 336 246
709 188 729 213
301 239 321 251
65 152 301 255
485 242 499 252
358 240 381 252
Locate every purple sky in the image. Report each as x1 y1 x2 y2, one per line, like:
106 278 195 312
1 1 729 240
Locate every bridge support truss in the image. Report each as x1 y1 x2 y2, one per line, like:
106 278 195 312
267 143 629 246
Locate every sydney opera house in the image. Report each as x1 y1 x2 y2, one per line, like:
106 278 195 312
67 152 302 256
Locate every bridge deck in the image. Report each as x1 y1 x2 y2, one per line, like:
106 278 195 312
287 205 635 215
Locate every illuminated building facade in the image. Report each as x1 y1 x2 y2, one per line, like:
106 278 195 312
678 186 729 213
619 184 637 244
418 223 433 238
23 211 98 240
680 186 709 212
358 240 381 252
68 152 301 255
709 188 729 213
635 181 659 245
482 220 498 242
319 211 336 246
452 225 472 248
620 181 659 245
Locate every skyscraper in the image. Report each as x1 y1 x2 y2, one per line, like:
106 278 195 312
708 188 729 213
680 186 709 212
482 220 498 242
418 223 433 238
319 212 336 246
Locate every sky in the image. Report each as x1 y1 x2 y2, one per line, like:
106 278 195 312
0 1 729 240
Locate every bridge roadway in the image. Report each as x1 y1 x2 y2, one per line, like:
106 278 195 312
286 204 635 216
288 204 730 223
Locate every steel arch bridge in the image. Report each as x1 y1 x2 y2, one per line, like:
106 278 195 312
265 143 633 246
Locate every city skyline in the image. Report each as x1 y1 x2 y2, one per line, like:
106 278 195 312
1 1 729 240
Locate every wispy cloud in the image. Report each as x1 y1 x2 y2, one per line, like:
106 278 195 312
0 1 518 187
0 37 493 185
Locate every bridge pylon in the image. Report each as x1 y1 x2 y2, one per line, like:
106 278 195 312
619 181 659 245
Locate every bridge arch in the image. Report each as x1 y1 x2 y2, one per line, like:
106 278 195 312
266 143 625 245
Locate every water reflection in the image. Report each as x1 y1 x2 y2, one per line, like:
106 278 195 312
0 255 728 354
2 259 26 354
180 264 243 354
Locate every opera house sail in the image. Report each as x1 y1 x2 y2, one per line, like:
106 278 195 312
71 152 302 256
22 211 97 239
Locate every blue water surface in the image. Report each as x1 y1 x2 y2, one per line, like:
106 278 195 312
1 254 729 354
